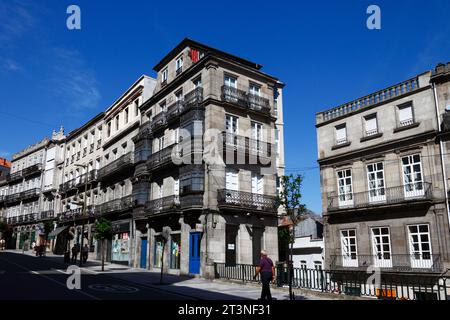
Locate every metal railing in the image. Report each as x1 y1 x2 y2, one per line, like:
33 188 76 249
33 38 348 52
330 254 442 273
40 210 55 220
147 144 180 171
221 86 272 116
6 170 23 182
321 77 420 122
180 194 203 209
22 164 43 177
20 188 41 201
217 189 277 213
327 182 432 211
214 263 450 300
95 195 135 216
97 152 134 180
145 195 180 215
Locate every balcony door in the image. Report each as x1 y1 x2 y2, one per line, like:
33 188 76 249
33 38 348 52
225 115 238 148
249 83 261 110
371 227 392 268
251 173 264 206
408 225 433 269
367 162 386 203
224 76 238 103
337 169 353 207
251 121 263 153
340 229 358 267
402 154 424 198
225 169 239 205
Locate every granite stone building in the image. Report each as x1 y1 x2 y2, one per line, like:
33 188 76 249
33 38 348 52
316 63 450 293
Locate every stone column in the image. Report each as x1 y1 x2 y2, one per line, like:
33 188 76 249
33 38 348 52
179 215 191 275
148 227 155 271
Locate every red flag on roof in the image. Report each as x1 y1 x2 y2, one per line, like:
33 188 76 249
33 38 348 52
190 48 200 63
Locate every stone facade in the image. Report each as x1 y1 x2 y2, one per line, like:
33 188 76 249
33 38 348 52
316 63 450 280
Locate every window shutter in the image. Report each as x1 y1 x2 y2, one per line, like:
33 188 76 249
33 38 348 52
336 126 347 142
398 106 413 122
365 117 377 133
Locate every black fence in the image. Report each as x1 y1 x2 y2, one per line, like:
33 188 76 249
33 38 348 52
214 263 450 300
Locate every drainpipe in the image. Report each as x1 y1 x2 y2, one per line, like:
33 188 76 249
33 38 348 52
432 82 450 232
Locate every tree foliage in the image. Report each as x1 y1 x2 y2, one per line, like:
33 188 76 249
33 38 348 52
94 218 112 241
277 174 307 224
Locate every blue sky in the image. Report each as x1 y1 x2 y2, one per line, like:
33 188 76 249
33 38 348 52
0 0 449 213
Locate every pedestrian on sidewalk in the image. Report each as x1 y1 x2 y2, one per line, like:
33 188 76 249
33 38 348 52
82 244 89 263
253 250 276 301
71 244 79 264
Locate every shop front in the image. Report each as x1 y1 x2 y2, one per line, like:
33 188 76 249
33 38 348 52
111 220 131 265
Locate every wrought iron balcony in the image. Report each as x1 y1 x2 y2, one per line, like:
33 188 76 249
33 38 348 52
0 195 5 203
147 144 180 172
180 194 203 209
22 164 43 177
6 171 23 183
21 188 41 201
217 189 277 213
221 86 272 117
76 170 98 187
58 206 95 222
330 254 442 273
95 195 135 217
5 192 22 204
145 195 180 215
327 182 433 212
59 179 76 193
221 132 273 161
40 210 55 220
150 87 203 132
97 152 134 181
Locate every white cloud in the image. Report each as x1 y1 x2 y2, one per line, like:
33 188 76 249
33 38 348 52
49 48 102 111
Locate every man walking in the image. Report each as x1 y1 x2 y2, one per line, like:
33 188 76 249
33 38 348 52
254 250 276 301
71 244 79 264
82 244 89 263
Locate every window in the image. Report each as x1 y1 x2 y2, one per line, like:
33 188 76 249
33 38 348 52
251 121 263 152
314 261 323 270
367 162 385 202
335 124 347 145
337 169 353 207
249 83 261 96
224 75 237 88
364 114 378 136
159 136 165 151
225 168 239 191
340 229 358 267
225 115 239 146
134 99 139 117
408 224 432 268
176 56 183 74
107 122 111 138
124 107 129 124
275 129 280 155
371 227 392 268
398 103 414 127
170 234 181 269
300 261 307 269
115 115 120 131
193 77 202 88
162 68 168 84
251 173 264 195
402 154 424 197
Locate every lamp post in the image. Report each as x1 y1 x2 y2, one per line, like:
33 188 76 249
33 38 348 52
75 164 89 267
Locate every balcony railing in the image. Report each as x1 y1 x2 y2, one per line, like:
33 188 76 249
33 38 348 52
21 188 41 201
59 179 76 193
58 206 95 222
40 210 55 220
221 86 272 116
77 170 98 187
145 195 180 215
222 132 272 160
5 192 22 203
327 182 432 212
180 194 203 209
330 254 442 273
97 152 134 180
150 88 203 132
95 195 135 217
6 171 23 183
22 164 43 177
147 144 180 171
321 77 420 122
217 189 277 213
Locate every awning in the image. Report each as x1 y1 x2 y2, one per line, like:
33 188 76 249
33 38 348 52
48 226 68 239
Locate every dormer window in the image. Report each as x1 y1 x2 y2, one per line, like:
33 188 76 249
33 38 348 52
176 56 183 75
162 68 168 86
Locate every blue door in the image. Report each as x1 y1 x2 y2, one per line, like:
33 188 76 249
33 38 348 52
140 239 148 269
189 232 201 274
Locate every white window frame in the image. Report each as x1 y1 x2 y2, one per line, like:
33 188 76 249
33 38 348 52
340 229 358 267
408 224 433 269
367 162 386 203
398 103 414 127
162 68 168 83
337 169 353 207
225 115 239 147
402 154 424 198
371 227 392 268
225 168 239 191
364 114 378 136
335 124 347 145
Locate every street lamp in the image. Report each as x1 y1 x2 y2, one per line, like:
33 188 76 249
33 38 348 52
74 163 89 267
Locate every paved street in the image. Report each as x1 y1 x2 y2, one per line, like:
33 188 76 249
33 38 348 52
0 251 322 300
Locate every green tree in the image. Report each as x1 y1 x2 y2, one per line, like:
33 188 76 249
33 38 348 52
94 218 112 271
277 174 306 300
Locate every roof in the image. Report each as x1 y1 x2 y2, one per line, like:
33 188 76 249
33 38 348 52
66 112 104 141
153 38 263 72
0 158 11 168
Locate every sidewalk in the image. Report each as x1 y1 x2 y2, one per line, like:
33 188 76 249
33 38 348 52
6 249 341 300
